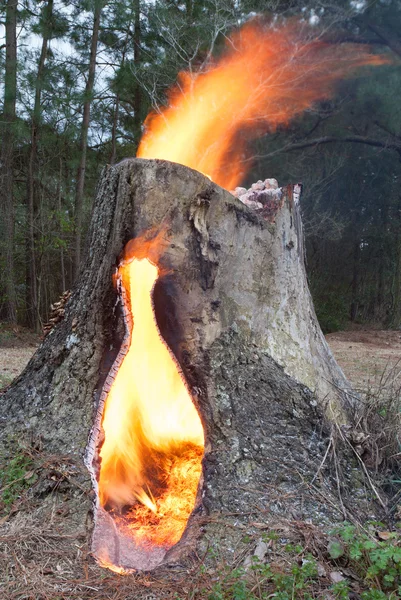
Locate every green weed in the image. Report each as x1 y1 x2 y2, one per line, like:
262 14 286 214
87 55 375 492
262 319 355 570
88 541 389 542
0 449 37 512
175 523 401 599
329 522 401 598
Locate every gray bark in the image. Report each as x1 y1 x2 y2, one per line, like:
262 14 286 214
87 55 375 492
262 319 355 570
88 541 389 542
26 0 54 331
73 0 102 279
0 0 18 322
0 159 372 575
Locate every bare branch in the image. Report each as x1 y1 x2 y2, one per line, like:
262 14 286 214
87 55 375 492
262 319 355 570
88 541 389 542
322 32 387 47
367 22 401 58
250 135 401 162
373 120 401 140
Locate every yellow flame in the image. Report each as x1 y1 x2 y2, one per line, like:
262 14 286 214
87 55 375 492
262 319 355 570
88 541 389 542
137 20 389 190
98 257 204 549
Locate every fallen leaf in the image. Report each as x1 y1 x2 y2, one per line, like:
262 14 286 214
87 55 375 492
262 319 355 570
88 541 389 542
254 540 269 560
377 531 392 540
243 539 269 569
330 571 345 583
328 540 344 559
250 522 268 529
0 514 9 526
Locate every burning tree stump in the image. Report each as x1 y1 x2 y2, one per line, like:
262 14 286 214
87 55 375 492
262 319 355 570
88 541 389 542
0 159 373 576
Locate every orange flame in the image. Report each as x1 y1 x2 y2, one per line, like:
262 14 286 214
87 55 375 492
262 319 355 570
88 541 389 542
137 20 388 190
98 243 204 550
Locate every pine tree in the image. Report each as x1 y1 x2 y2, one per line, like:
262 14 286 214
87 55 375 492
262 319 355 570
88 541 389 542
0 0 18 322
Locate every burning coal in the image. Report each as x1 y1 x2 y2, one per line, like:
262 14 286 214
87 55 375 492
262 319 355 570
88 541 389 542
97 239 204 559
138 20 388 190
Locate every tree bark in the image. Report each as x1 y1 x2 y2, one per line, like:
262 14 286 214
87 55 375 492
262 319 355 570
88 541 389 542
73 0 102 280
390 194 401 328
109 95 119 165
57 158 66 292
0 0 18 322
1 159 373 575
350 238 361 322
26 0 54 331
2 159 352 434
132 0 142 148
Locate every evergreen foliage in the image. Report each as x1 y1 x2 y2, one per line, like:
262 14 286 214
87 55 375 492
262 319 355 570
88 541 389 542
0 0 400 330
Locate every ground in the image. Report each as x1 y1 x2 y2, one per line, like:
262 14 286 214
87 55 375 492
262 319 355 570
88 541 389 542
326 329 401 396
0 324 39 391
1 324 400 394
1 325 400 599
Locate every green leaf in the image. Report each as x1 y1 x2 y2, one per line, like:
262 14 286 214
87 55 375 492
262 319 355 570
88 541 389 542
328 541 345 559
363 540 377 550
349 545 363 560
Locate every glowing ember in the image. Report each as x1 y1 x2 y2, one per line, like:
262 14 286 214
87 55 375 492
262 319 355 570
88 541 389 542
98 255 204 551
137 20 388 190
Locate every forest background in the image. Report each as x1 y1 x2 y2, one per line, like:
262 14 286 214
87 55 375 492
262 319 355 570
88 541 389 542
1 0 400 334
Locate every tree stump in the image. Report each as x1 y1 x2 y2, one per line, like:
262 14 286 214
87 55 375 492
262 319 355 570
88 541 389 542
0 159 374 576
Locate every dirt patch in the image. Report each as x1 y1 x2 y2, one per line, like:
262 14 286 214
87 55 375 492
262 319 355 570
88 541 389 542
0 449 398 600
1 325 400 395
0 323 40 349
0 347 38 390
0 324 39 390
0 328 400 598
326 330 401 395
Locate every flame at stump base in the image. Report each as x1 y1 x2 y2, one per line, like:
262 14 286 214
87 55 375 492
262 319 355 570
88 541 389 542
93 507 167 572
114 443 203 547
93 255 204 572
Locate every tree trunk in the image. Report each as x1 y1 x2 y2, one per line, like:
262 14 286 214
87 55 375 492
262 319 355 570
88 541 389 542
375 200 388 322
57 158 66 292
350 238 360 322
109 33 128 165
132 0 142 147
390 194 401 328
73 0 102 280
26 0 54 331
1 159 374 578
109 95 119 165
0 0 18 323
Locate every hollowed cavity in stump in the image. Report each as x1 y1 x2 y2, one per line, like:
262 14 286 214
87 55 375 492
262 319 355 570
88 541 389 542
88 233 204 572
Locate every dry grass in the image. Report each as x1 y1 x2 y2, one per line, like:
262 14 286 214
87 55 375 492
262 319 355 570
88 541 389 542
0 448 202 600
0 493 340 600
0 446 347 600
327 330 401 508
326 329 401 394
1 329 400 598
0 347 37 390
0 483 181 600
0 441 399 599
353 361 401 472
0 323 39 391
